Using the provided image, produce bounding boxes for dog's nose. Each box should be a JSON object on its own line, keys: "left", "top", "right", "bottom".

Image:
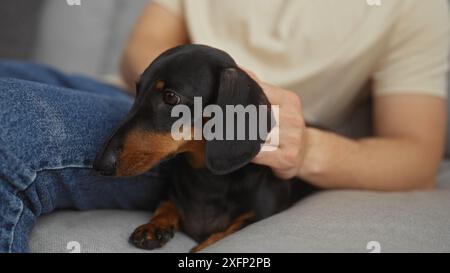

{"left": 93, "top": 148, "right": 118, "bottom": 176}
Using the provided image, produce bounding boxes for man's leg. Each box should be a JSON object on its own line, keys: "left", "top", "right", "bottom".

{"left": 0, "top": 62, "right": 168, "bottom": 252}
{"left": 0, "top": 60, "right": 130, "bottom": 99}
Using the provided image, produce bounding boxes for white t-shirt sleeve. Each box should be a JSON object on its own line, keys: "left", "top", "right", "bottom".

{"left": 152, "top": 0, "right": 182, "bottom": 15}
{"left": 373, "top": 0, "right": 450, "bottom": 98}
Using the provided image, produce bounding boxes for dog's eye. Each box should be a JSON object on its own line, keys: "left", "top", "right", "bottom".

{"left": 163, "top": 90, "right": 181, "bottom": 106}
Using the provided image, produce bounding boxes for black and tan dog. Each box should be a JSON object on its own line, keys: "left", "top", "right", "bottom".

{"left": 93, "top": 44, "right": 316, "bottom": 252}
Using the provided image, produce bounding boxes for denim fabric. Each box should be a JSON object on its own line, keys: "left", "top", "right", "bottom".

{"left": 0, "top": 61, "right": 168, "bottom": 252}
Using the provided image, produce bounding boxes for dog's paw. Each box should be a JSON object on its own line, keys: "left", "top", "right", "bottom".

{"left": 129, "top": 223, "right": 175, "bottom": 250}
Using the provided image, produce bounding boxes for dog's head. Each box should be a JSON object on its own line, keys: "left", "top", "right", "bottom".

{"left": 94, "top": 44, "right": 274, "bottom": 177}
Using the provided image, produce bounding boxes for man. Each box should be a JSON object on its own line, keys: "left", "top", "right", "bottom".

{"left": 0, "top": 0, "right": 448, "bottom": 252}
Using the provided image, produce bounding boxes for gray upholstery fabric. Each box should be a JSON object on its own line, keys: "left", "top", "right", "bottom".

{"left": 32, "top": 0, "right": 148, "bottom": 78}
{"left": 32, "top": 0, "right": 115, "bottom": 77}
{"left": 30, "top": 167, "right": 450, "bottom": 253}
{"left": 438, "top": 161, "right": 450, "bottom": 189}
{"left": 29, "top": 210, "right": 196, "bottom": 253}
{"left": 0, "top": 0, "right": 44, "bottom": 59}
{"left": 30, "top": 162, "right": 450, "bottom": 253}
{"left": 205, "top": 191, "right": 450, "bottom": 253}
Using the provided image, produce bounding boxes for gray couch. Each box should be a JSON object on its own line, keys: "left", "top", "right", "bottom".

{"left": 1, "top": 0, "right": 450, "bottom": 253}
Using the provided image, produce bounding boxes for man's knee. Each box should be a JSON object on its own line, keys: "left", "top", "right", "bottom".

{"left": 0, "top": 61, "right": 62, "bottom": 85}
{"left": 0, "top": 77, "right": 132, "bottom": 179}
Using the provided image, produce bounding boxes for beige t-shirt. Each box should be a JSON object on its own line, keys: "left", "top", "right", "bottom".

{"left": 153, "top": 0, "right": 450, "bottom": 127}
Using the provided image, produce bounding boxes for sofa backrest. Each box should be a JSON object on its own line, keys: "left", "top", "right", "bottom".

{"left": 32, "top": 0, "right": 148, "bottom": 79}
{"left": 0, "top": 0, "right": 44, "bottom": 60}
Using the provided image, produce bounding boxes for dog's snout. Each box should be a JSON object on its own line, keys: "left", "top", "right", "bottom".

{"left": 93, "top": 144, "right": 120, "bottom": 176}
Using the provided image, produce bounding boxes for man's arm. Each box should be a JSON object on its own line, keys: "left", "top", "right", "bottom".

{"left": 300, "top": 95, "right": 447, "bottom": 191}
{"left": 120, "top": 2, "right": 188, "bottom": 91}
{"left": 252, "top": 0, "right": 448, "bottom": 191}
{"left": 251, "top": 74, "right": 447, "bottom": 191}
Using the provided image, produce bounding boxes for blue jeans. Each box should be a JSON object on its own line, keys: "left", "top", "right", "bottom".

{"left": 0, "top": 61, "right": 168, "bottom": 253}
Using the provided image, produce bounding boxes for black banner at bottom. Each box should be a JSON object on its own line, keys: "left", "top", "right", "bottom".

{"left": 0, "top": 253, "right": 446, "bottom": 272}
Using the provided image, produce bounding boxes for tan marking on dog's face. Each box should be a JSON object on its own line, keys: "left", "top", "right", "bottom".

{"left": 116, "top": 131, "right": 184, "bottom": 177}
{"left": 116, "top": 129, "right": 205, "bottom": 177}
{"left": 155, "top": 80, "right": 165, "bottom": 91}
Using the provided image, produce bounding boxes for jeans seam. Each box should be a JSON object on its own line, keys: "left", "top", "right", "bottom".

{"left": 24, "top": 165, "right": 94, "bottom": 213}
{"left": 8, "top": 197, "right": 24, "bottom": 253}
{"left": 16, "top": 164, "right": 93, "bottom": 194}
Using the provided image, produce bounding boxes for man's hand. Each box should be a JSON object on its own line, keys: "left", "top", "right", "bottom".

{"left": 243, "top": 68, "right": 308, "bottom": 180}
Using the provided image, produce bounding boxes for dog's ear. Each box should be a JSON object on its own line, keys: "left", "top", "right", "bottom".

{"left": 204, "top": 68, "right": 274, "bottom": 175}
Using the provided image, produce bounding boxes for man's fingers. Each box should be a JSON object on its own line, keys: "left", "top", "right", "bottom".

{"left": 252, "top": 150, "right": 280, "bottom": 168}
{"left": 238, "top": 65, "right": 286, "bottom": 105}
{"left": 259, "top": 83, "right": 284, "bottom": 105}
{"left": 238, "top": 66, "right": 260, "bottom": 81}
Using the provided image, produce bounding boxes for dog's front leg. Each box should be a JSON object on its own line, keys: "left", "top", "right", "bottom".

{"left": 130, "top": 201, "right": 180, "bottom": 250}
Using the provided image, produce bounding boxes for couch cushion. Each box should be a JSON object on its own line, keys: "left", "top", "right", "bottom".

{"left": 205, "top": 190, "right": 450, "bottom": 253}
{"left": 32, "top": 0, "right": 148, "bottom": 79}
{"left": 30, "top": 188, "right": 450, "bottom": 253}
{"left": 29, "top": 210, "right": 196, "bottom": 253}
{"left": 438, "top": 160, "right": 450, "bottom": 189}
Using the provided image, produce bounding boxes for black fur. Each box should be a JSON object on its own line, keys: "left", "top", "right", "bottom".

{"left": 171, "top": 156, "right": 316, "bottom": 242}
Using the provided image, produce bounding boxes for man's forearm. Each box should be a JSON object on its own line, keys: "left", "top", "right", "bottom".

{"left": 120, "top": 3, "right": 189, "bottom": 91}
{"left": 298, "top": 128, "right": 440, "bottom": 191}
{"left": 120, "top": 43, "right": 166, "bottom": 90}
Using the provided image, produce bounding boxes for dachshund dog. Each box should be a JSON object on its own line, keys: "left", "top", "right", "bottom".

{"left": 93, "top": 44, "right": 316, "bottom": 252}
